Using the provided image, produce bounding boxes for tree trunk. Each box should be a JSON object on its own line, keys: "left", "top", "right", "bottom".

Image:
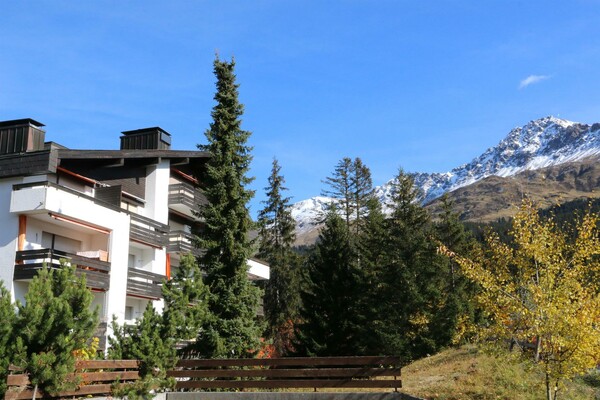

{"left": 32, "top": 383, "right": 38, "bottom": 400}
{"left": 545, "top": 373, "right": 553, "bottom": 400}
{"left": 534, "top": 336, "right": 542, "bottom": 362}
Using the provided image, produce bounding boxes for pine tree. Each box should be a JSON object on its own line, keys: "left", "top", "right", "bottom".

{"left": 195, "top": 56, "right": 262, "bottom": 358}
{"left": 350, "top": 157, "right": 374, "bottom": 238}
{"left": 0, "top": 282, "right": 15, "bottom": 397}
{"left": 109, "top": 304, "right": 177, "bottom": 399}
{"left": 295, "top": 209, "right": 366, "bottom": 356}
{"left": 12, "top": 265, "right": 98, "bottom": 397}
{"left": 322, "top": 157, "right": 374, "bottom": 238}
{"left": 257, "top": 158, "right": 300, "bottom": 356}
{"left": 161, "top": 253, "right": 210, "bottom": 350}
{"left": 432, "top": 194, "right": 477, "bottom": 346}
{"left": 355, "top": 196, "right": 388, "bottom": 354}
{"left": 374, "top": 169, "right": 448, "bottom": 360}
{"left": 322, "top": 158, "right": 353, "bottom": 228}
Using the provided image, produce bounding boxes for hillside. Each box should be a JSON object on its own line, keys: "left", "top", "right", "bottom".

{"left": 402, "top": 346, "right": 600, "bottom": 400}
{"left": 425, "top": 157, "right": 600, "bottom": 222}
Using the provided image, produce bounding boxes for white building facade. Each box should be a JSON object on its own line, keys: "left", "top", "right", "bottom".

{"left": 0, "top": 119, "right": 268, "bottom": 349}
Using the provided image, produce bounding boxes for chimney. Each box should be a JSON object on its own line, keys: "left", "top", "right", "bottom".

{"left": 0, "top": 118, "right": 46, "bottom": 155}
{"left": 120, "top": 127, "right": 171, "bottom": 150}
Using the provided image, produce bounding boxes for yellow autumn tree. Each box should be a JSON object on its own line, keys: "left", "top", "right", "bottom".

{"left": 445, "top": 200, "right": 600, "bottom": 400}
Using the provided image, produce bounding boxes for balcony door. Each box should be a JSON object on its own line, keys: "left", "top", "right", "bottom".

{"left": 41, "top": 231, "right": 82, "bottom": 254}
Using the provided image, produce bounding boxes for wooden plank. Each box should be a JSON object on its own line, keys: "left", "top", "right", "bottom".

{"left": 175, "top": 379, "right": 402, "bottom": 390}
{"left": 176, "top": 356, "right": 402, "bottom": 368}
{"left": 5, "top": 371, "right": 139, "bottom": 388}
{"left": 50, "top": 383, "right": 114, "bottom": 397}
{"left": 76, "top": 359, "right": 139, "bottom": 369}
{"left": 6, "top": 375, "right": 29, "bottom": 386}
{"left": 78, "top": 370, "right": 140, "bottom": 382}
{"left": 4, "top": 388, "right": 38, "bottom": 400}
{"left": 167, "top": 367, "right": 402, "bottom": 379}
{"left": 5, "top": 383, "right": 116, "bottom": 400}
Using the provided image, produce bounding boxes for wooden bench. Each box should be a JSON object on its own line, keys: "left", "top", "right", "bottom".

{"left": 169, "top": 356, "right": 402, "bottom": 391}
{"left": 4, "top": 356, "right": 402, "bottom": 399}
{"left": 4, "top": 360, "right": 140, "bottom": 400}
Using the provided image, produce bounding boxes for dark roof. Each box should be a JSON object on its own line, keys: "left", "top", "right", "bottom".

{"left": 0, "top": 118, "right": 45, "bottom": 128}
{"left": 57, "top": 149, "right": 209, "bottom": 160}
{"left": 121, "top": 127, "right": 171, "bottom": 137}
{"left": 56, "top": 149, "right": 209, "bottom": 180}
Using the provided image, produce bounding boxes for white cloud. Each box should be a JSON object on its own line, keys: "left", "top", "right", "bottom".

{"left": 519, "top": 74, "right": 551, "bottom": 89}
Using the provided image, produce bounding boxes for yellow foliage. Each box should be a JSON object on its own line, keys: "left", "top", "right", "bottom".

{"left": 445, "top": 200, "right": 600, "bottom": 400}
{"left": 73, "top": 337, "right": 100, "bottom": 361}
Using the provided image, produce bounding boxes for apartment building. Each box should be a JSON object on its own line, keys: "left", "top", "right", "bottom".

{"left": 0, "top": 118, "right": 269, "bottom": 348}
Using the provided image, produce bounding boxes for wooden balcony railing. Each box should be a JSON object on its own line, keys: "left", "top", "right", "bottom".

{"left": 129, "top": 213, "right": 169, "bottom": 248}
{"left": 168, "top": 182, "right": 207, "bottom": 212}
{"left": 167, "top": 230, "right": 203, "bottom": 257}
{"left": 126, "top": 268, "right": 165, "bottom": 299}
{"left": 14, "top": 249, "right": 110, "bottom": 291}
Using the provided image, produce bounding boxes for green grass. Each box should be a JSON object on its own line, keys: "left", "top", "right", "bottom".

{"left": 401, "top": 345, "right": 600, "bottom": 400}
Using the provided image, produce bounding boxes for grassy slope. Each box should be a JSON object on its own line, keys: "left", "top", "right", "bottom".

{"left": 402, "top": 346, "right": 600, "bottom": 400}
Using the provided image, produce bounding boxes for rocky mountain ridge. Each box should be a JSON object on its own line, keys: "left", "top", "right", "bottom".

{"left": 291, "top": 116, "right": 600, "bottom": 243}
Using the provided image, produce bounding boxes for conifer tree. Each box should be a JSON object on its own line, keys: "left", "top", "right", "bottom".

{"left": 355, "top": 196, "right": 389, "bottom": 354}
{"left": 0, "top": 282, "right": 15, "bottom": 397}
{"left": 161, "top": 253, "right": 210, "bottom": 348}
{"left": 322, "top": 157, "right": 374, "bottom": 237}
{"left": 195, "top": 56, "right": 262, "bottom": 358}
{"left": 109, "top": 304, "right": 177, "bottom": 399}
{"left": 350, "top": 157, "right": 375, "bottom": 237}
{"left": 295, "top": 209, "right": 366, "bottom": 356}
{"left": 374, "top": 169, "right": 448, "bottom": 360}
{"left": 433, "top": 194, "right": 477, "bottom": 345}
{"left": 257, "top": 158, "right": 300, "bottom": 356}
{"left": 12, "top": 265, "right": 98, "bottom": 397}
{"left": 322, "top": 158, "right": 353, "bottom": 228}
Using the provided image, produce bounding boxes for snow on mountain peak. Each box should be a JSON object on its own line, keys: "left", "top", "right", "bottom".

{"left": 291, "top": 116, "right": 600, "bottom": 233}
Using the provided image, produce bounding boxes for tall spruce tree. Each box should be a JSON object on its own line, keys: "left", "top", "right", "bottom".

{"left": 374, "top": 169, "right": 449, "bottom": 360}
{"left": 195, "top": 56, "right": 262, "bottom": 358}
{"left": 432, "top": 194, "right": 477, "bottom": 345}
{"left": 295, "top": 209, "right": 366, "bottom": 356}
{"left": 350, "top": 157, "right": 374, "bottom": 237}
{"left": 257, "top": 158, "right": 300, "bottom": 356}
{"left": 12, "top": 265, "right": 98, "bottom": 397}
{"left": 322, "top": 158, "right": 353, "bottom": 228}
{"left": 322, "top": 157, "right": 374, "bottom": 237}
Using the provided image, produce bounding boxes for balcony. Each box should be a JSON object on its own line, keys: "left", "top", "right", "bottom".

{"left": 167, "top": 230, "right": 203, "bottom": 257}
{"left": 12, "top": 181, "right": 169, "bottom": 249}
{"left": 129, "top": 213, "right": 169, "bottom": 248}
{"left": 14, "top": 249, "right": 111, "bottom": 291}
{"left": 126, "top": 268, "right": 165, "bottom": 300}
{"left": 168, "top": 182, "right": 207, "bottom": 218}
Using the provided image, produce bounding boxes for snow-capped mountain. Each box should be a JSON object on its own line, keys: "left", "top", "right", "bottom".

{"left": 291, "top": 116, "right": 600, "bottom": 236}
{"left": 290, "top": 196, "right": 334, "bottom": 235}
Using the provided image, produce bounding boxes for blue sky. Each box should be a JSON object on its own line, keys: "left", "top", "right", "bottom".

{"left": 1, "top": 1, "right": 599, "bottom": 216}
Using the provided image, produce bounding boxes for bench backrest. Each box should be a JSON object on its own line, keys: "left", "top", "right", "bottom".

{"left": 170, "top": 356, "right": 402, "bottom": 391}
{"left": 4, "top": 356, "right": 402, "bottom": 399}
